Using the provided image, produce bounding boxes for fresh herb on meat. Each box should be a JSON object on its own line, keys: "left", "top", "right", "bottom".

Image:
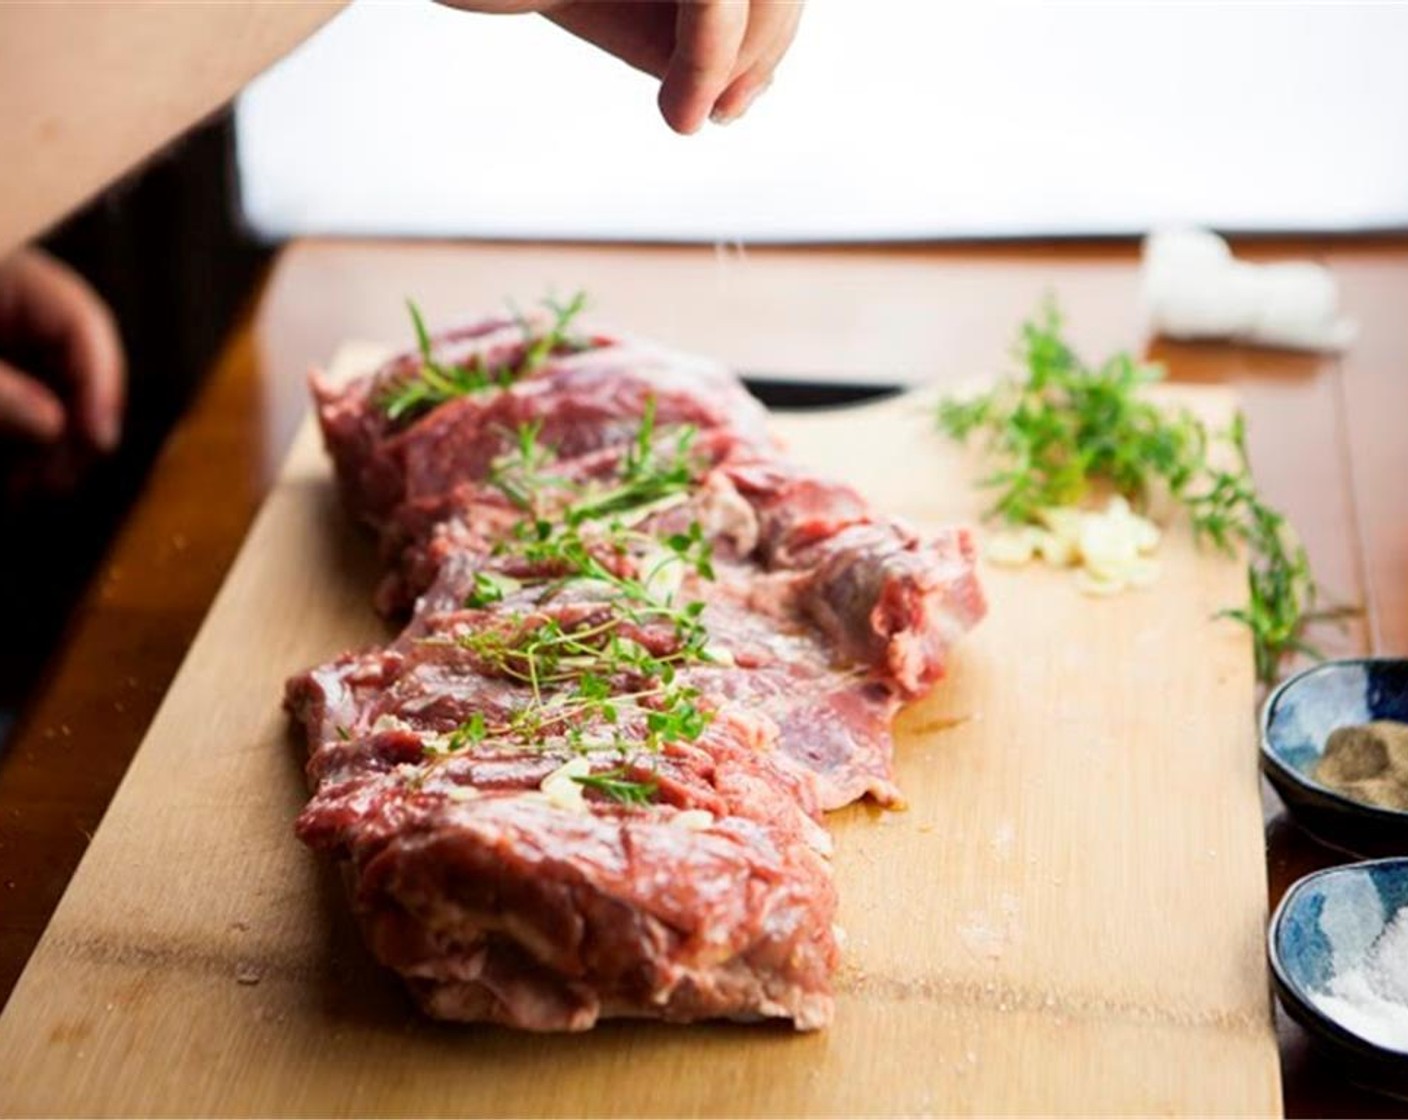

{"left": 516, "top": 290, "right": 590, "bottom": 375}
{"left": 568, "top": 402, "right": 701, "bottom": 526}
{"left": 379, "top": 301, "right": 513, "bottom": 423}
{"left": 379, "top": 293, "right": 590, "bottom": 425}
{"left": 663, "top": 521, "right": 717, "bottom": 581}
{"left": 430, "top": 403, "right": 720, "bottom": 787}
{"left": 488, "top": 398, "right": 703, "bottom": 528}
{"left": 436, "top": 613, "right": 711, "bottom": 797}
{"left": 464, "top": 571, "right": 520, "bottom": 609}
{"left": 455, "top": 613, "right": 711, "bottom": 737}
{"left": 569, "top": 766, "right": 659, "bottom": 807}
{"left": 483, "top": 404, "right": 714, "bottom": 603}
{"left": 429, "top": 711, "right": 486, "bottom": 756}
{"left": 938, "top": 301, "right": 1345, "bottom": 684}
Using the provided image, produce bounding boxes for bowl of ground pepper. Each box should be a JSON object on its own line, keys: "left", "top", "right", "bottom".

{"left": 1261, "top": 658, "right": 1408, "bottom": 857}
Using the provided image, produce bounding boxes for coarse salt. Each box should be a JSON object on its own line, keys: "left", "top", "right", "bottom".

{"left": 1309, "top": 903, "right": 1408, "bottom": 1051}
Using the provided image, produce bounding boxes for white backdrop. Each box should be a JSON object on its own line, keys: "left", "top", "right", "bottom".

{"left": 236, "top": 1, "right": 1408, "bottom": 242}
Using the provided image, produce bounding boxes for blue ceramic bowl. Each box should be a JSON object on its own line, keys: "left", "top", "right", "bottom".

{"left": 1260, "top": 658, "right": 1408, "bottom": 856}
{"left": 1270, "top": 858, "right": 1408, "bottom": 1096}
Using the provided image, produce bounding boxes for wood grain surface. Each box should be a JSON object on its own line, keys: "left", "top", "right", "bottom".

{"left": 1, "top": 236, "right": 1404, "bottom": 1114}
{"left": 0, "top": 341, "right": 1278, "bottom": 1115}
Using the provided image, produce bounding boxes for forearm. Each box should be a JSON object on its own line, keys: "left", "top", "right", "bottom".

{"left": 0, "top": 1, "right": 346, "bottom": 256}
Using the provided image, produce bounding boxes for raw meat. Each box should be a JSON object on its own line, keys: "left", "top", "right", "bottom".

{"left": 286, "top": 313, "right": 985, "bottom": 1031}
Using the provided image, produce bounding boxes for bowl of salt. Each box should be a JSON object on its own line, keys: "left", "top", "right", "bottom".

{"left": 1270, "top": 857, "right": 1408, "bottom": 1096}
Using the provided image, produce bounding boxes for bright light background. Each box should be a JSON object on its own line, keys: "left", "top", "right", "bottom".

{"left": 236, "top": 1, "right": 1408, "bottom": 242}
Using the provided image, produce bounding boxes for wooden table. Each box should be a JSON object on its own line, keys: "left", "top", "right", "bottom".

{"left": 1, "top": 236, "right": 1403, "bottom": 1115}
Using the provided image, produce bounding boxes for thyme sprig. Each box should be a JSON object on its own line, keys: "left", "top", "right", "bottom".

{"left": 378, "top": 293, "right": 589, "bottom": 425}
{"left": 426, "top": 400, "right": 718, "bottom": 805}
{"left": 487, "top": 397, "right": 702, "bottom": 528}
{"left": 439, "top": 611, "right": 712, "bottom": 806}
{"left": 1189, "top": 414, "right": 1349, "bottom": 684}
{"left": 938, "top": 301, "right": 1346, "bottom": 685}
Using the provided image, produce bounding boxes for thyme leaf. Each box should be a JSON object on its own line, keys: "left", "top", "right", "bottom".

{"left": 570, "top": 767, "right": 658, "bottom": 807}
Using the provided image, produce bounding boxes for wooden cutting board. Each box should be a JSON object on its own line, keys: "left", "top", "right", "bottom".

{"left": 0, "top": 351, "right": 1280, "bottom": 1117}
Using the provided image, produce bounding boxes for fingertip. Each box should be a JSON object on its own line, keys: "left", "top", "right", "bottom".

{"left": 32, "top": 398, "right": 65, "bottom": 444}
{"left": 89, "top": 402, "right": 122, "bottom": 453}
{"left": 0, "top": 362, "right": 66, "bottom": 445}
{"left": 658, "top": 81, "right": 706, "bottom": 135}
{"left": 71, "top": 311, "right": 126, "bottom": 451}
{"left": 17, "top": 393, "right": 64, "bottom": 444}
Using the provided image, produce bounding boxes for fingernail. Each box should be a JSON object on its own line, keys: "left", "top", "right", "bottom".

{"left": 711, "top": 78, "right": 772, "bottom": 126}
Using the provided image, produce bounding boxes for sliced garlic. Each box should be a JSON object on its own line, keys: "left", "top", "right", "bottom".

{"left": 371, "top": 713, "right": 413, "bottom": 734}
{"left": 539, "top": 756, "right": 592, "bottom": 813}
{"left": 993, "top": 498, "right": 1166, "bottom": 592}
{"left": 984, "top": 529, "right": 1038, "bottom": 567}
{"left": 703, "top": 645, "right": 737, "bottom": 667}
{"left": 672, "top": 809, "right": 715, "bottom": 831}
{"left": 1033, "top": 530, "right": 1078, "bottom": 567}
{"left": 1079, "top": 516, "right": 1141, "bottom": 581}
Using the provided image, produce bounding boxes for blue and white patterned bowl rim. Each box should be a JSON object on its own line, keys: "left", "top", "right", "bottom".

{"left": 1261, "top": 658, "right": 1408, "bottom": 816}
{"left": 1272, "top": 858, "right": 1408, "bottom": 1057}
